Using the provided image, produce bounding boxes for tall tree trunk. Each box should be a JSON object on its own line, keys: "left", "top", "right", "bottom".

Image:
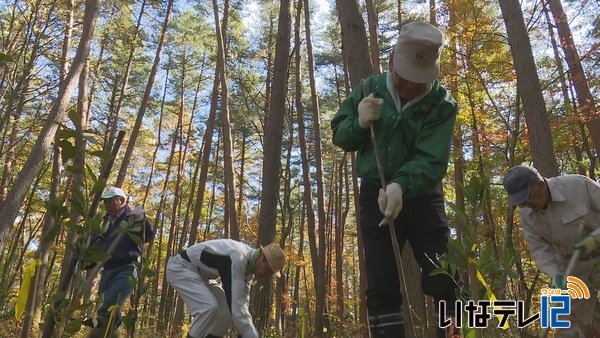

{"left": 253, "top": 0, "right": 292, "bottom": 333}
{"left": 188, "top": 66, "right": 219, "bottom": 245}
{"left": 42, "top": 16, "right": 100, "bottom": 332}
{"left": 237, "top": 128, "right": 247, "bottom": 232}
{"left": 542, "top": 1, "right": 597, "bottom": 179}
{"left": 304, "top": 0, "right": 329, "bottom": 333}
{"left": 65, "top": 52, "right": 90, "bottom": 334}
{"left": 21, "top": 144, "right": 63, "bottom": 337}
{"left": 447, "top": 1, "right": 475, "bottom": 336}
{"left": 334, "top": 0, "right": 374, "bottom": 330}
{"left": 294, "top": 1, "right": 326, "bottom": 334}
{"left": 277, "top": 126, "right": 295, "bottom": 334}
{"left": 0, "top": 1, "right": 50, "bottom": 210}
{"left": 547, "top": 0, "right": 600, "bottom": 163}
{"left": 175, "top": 71, "right": 204, "bottom": 249}
{"left": 498, "top": 0, "right": 559, "bottom": 176}
{"left": 168, "top": 53, "right": 188, "bottom": 338}
{"left": 335, "top": 0, "right": 373, "bottom": 86}
{"left": 103, "top": 0, "right": 147, "bottom": 177}
{"left": 541, "top": 2, "right": 593, "bottom": 177}
{"left": 213, "top": 0, "right": 239, "bottom": 240}
{"left": 156, "top": 109, "right": 183, "bottom": 333}
{"left": 145, "top": 68, "right": 169, "bottom": 322}
{"left": 350, "top": 153, "right": 368, "bottom": 335}
{"left": 20, "top": 18, "right": 74, "bottom": 326}
{"left": 291, "top": 210, "right": 305, "bottom": 334}
{"left": 335, "top": 21, "right": 368, "bottom": 335}
{"left": 115, "top": 0, "right": 174, "bottom": 186}
{"left": 334, "top": 159, "right": 346, "bottom": 335}
{"left": 365, "top": 0, "right": 381, "bottom": 73}
{"left": 0, "top": 0, "right": 102, "bottom": 247}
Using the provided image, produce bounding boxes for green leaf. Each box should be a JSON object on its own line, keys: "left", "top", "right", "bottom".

{"left": 86, "top": 164, "right": 100, "bottom": 183}
{"left": 127, "top": 233, "right": 143, "bottom": 245}
{"left": 91, "top": 179, "right": 107, "bottom": 195}
{"left": 429, "top": 268, "right": 446, "bottom": 277}
{"left": 56, "top": 128, "right": 77, "bottom": 140}
{"left": 45, "top": 197, "right": 69, "bottom": 218}
{"left": 58, "top": 139, "right": 77, "bottom": 162}
{"left": 0, "top": 52, "right": 15, "bottom": 63}
{"left": 70, "top": 198, "right": 85, "bottom": 218}
{"left": 42, "top": 222, "right": 62, "bottom": 245}
{"left": 65, "top": 318, "right": 83, "bottom": 334}
{"left": 90, "top": 149, "right": 113, "bottom": 162}
{"left": 85, "top": 249, "right": 111, "bottom": 263}
{"left": 67, "top": 108, "right": 81, "bottom": 125}
{"left": 85, "top": 215, "right": 104, "bottom": 231}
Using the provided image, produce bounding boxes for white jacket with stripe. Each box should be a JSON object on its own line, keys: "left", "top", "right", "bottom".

{"left": 185, "top": 239, "right": 259, "bottom": 338}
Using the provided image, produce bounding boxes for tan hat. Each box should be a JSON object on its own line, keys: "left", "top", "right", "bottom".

{"left": 101, "top": 187, "right": 127, "bottom": 200}
{"left": 260, "top": 243, "right": 285, "bottom": 277}
{"left": 393, "top": 21, "right": 444, "bottom": 84}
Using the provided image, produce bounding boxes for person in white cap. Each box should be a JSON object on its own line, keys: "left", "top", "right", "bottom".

{"left": 503, "top": 165, "right": 600, "bottom": 337}
{"left": 84, "top": 186, "right": 155, "bottom": 338}
{"left": 166, "top": 239, "right": 285, "bottom": 338}
{"left": 331, "top": 21, "right": 461, "bottom": 338}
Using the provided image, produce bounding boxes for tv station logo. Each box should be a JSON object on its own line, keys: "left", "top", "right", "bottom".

{"left": 438, "top": 276, "right": 590, "bottom": 329}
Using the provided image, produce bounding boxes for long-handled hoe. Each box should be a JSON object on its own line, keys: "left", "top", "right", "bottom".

{"left": 362, "top": 80, "right": 416, "bottom": 337}
{"left": 538, "top": 221, "right": 585, "bottom": 338}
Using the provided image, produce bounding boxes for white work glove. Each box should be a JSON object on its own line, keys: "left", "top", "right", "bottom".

{"left": 130, "top": 208, "right": 145, "bottom": 223}
{"left": 377, "top": 182, "right": 403, "bottom": 226}
{"left": 358, "top": 93, "right": 384, "bottom": 128}
{"left": 573, "top": 235, "right": 600, "bottom": 257}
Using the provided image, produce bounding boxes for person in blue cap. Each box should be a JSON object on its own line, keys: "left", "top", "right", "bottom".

{"left": 503, "top": 165, "right": 600, "bottom": 337}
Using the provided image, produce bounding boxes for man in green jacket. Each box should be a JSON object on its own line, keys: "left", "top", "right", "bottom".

{"left": 331, "top": 21, "right": 461, "bottom": 338}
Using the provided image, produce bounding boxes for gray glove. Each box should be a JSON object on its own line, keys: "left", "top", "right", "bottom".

{"left": 130, "top": 208, "right": 145, "bottom": 223}
{"left": 573, "top": 235, "right": 600, "bottom": 257}
{"left": 358, "top": 93, "right": 384, "bottom": 128}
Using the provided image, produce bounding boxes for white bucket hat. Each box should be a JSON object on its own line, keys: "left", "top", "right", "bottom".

{"left": 393, "top": 21, "right": 444, "bottom": 84}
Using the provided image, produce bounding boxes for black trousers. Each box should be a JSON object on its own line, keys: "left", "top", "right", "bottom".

{"left": 359, "top": 180, "right": 460, "bottom": 314}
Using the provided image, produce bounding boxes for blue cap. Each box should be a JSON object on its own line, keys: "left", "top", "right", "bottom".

{"left": 503, "top": 166, "right": 539, "bottom": 207}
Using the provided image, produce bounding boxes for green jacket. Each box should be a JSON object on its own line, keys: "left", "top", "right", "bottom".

{"left": 331, "top": 73, "right": 457, "bottom": 200}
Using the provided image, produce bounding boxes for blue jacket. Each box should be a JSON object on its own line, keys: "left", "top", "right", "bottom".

{"left": 92, "top": 205, "right": 155, "bottom": 269}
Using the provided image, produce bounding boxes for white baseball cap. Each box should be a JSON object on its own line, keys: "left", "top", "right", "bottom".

{"left": 100, "top": 187, "right": 127, "bottom": 200}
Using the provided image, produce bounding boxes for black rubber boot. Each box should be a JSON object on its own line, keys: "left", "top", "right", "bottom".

{"left": 436, "top": 327, "right": 448, "bottom": 338}
{"left": 88, "top": 326, "right": 117, "bottom": 338}
{"left": 87, "top": 316, "right": 118, "bottom": 338}
{"left": 435, "top": 305, "right": 457, "bottom": 338}
{"left": 369, "top": 308, "right": 405, "bottom": 338}
{"left": 204, "top": 335, "right": 222, "bottom": 338}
